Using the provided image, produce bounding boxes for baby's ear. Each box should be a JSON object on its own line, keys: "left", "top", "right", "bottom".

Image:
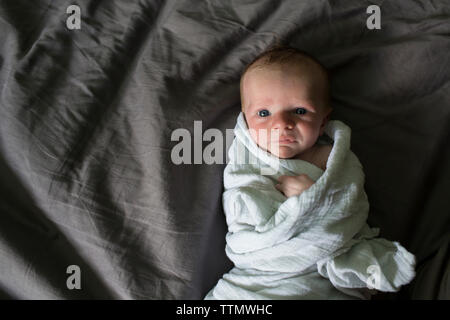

{"left": 320, "top": 108, "right": 332, "bottom": 135}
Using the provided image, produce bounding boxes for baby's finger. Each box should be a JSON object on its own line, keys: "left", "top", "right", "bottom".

{"left": 278, "top": 175, "right": 295, "bottom": 183}
{"left": 275, "top": 183, "right": 287, "bottom": 195}
{"left": 298, "top": 173, "right": 311, "bottom": 180}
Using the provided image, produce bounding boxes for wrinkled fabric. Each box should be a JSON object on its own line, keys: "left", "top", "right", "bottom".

{"left": 205, "top": 113, "right": 415, "bottom": 299}
{"left": 0, "top": 0, "right": 449, "bottom": 299}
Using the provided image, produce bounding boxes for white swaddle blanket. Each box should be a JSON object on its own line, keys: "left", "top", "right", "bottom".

{"left": 205, "top": 112, "right": 416, "bottom": 300}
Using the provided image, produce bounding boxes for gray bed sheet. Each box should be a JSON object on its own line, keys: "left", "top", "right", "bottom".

{"left": 0, "top": 0, "right": 449, "bottom": 299}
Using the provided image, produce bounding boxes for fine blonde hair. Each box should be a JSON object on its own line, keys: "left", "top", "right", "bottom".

{"left": 240, "top": 45, "right": 331, "bottom": 113}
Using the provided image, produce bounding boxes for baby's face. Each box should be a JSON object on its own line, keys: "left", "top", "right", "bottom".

{"left": 241, "top": 64, "right": 331, "bottom": 159}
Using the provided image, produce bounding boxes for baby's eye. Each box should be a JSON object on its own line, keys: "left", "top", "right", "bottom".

{"left": 258, "top": 109, "right": 270, "bottom": 117}
{"left": 295, "top": 107, "right": 307, "bottom": 115}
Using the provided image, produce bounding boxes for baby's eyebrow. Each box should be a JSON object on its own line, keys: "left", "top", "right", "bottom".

{"left": 293, "top": 101, "right": 318, "bottom": 110}
{"left": 288, "top": 104, "right": 314, "bottom": 111}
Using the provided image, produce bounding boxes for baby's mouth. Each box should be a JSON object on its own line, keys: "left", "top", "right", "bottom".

{"left": 277, "top": 136, "right": 296, "bottom": 144}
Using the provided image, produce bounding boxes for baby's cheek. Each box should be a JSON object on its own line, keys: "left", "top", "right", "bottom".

{"left": 271, "top": 145, "right": 297, "bottom": 159}
{"left": 249, "top": 129, "right": 258, "bottom": 143}
{"left": 250, "top": 128, "right": 270, "bottom": 150}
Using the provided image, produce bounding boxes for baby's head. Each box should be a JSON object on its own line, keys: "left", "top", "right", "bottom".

{"left": 240, "top": 46, "right": 332, "bottom": 159}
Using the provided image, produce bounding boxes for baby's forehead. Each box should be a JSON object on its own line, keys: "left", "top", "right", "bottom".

{"left": 241, "top": 60, "right": 329, "bottom": 109}
{"left": 244, "top": 58, "right": 323, "bottom": 82}
{"left": 243, "top": 62, "right": 325, "bottom": 93}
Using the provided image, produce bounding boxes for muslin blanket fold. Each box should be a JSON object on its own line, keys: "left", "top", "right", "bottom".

{"left": 205, "top": 112, "right": 415, "bottom": 300}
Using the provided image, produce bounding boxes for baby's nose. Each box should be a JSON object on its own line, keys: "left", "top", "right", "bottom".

{"left": 273, "top": 113, "right": 294, "bottom": 130}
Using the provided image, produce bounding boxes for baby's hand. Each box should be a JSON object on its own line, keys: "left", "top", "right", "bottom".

{"left": 275, "top": 174, "right": 314, "bottom": 198}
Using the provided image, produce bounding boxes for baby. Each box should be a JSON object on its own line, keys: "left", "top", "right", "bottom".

{"left": 240, "top": 46, "right": 333, "bottom": 197}
{"left": 205, "top": 46, "right": 415, "bottom": 300}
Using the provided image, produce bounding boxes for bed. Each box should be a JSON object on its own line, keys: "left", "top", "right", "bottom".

{"left": 0, "top": 0, "right": 449, "bottom": 299}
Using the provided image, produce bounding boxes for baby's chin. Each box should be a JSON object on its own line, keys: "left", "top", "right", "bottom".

{"left": 268, "top": 145, "right": 299, "bottom": 159}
